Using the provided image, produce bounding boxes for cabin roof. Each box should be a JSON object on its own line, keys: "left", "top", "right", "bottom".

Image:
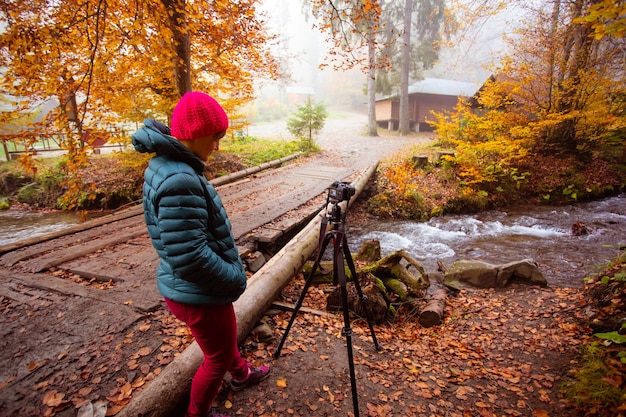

{"left": 378, "top": 77, "right": 481, "bottom": 101}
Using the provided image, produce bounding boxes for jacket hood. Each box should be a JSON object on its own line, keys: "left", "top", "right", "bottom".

{"left": 132, "top": 119, "right": 206, "bottom": 174}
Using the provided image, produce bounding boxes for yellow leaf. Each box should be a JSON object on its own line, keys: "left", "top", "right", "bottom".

{"left": 507, "top": 375, "right": 521, "bottom": 383}
{"left": 276, "top": 378, "right": 287, "bottom": 388}
{"left": 119, "top": 382, "right": 132, "bottom": 399}
{"left": 224, "top": 400, "right": 232, "bottom": 409}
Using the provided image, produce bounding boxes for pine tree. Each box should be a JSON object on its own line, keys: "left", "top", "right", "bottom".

{"left": 286, "top": 99, "right": 328, "bottom": 151}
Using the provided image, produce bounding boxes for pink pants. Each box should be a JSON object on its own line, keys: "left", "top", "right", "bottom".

{"left": 165, "top": 298, "right": 249, "bottom": 417}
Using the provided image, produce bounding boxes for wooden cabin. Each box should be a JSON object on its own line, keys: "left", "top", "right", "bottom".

{"left": 375, "top": 78, "right": 480, "bottom": 132}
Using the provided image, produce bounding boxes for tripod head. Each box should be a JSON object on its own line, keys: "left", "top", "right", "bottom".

{"left": 325, "top": 181, "right": 355, "bottom": 226}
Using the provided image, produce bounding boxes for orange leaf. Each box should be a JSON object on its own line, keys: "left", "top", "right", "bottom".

{"left": 137, "top": 347, "right": 152, "bottom": 356}
{"left": 42, "top": 390, "right": 65, "bottom": 407}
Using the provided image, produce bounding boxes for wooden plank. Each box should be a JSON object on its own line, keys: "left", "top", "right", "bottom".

{"left": 21, "top": 225, "right": 148, "bottom": 272}
{"left": 253, "top": 228, "right": 283, "bottom": 243}
{"left": 0, "top": 205, "right": 144, "bottom": 256}
{"left": 230, "top": 167, "right": 346, "bottom": 240}
{"left": 0, "top": 215, "right": 145, "bottom": 265}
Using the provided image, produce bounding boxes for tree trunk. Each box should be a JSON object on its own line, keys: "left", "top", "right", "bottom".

{"left": 162, "top": 0, "right": 192, "bottom": 96}
{"left": 367, "top": 32, "right": 378, "bottom": 137}
{"left": 419, "top": 289, "right": 447, "bottom": 327}
{"left": 355, "top": 239, "right": 381, "bottom": 263}
{"left": 398, "top": 0, "right": 412, "bottom": 135}
{"left": 365, "top": 249, "right": 430, "bottom": 292}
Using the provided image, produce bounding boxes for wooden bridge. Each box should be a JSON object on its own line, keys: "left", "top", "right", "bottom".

{"left": 0, "top": 152, "right": 371, "bottom": 417}
{"left": 0, "top": 155, "right": 351, "bottom": 310}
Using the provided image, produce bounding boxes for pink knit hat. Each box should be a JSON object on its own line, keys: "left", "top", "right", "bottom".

{"left": 170, "top": 91, "right": 229, "bottom": 140}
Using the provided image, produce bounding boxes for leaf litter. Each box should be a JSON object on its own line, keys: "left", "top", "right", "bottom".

{"left": 224, "top": 278, "right": 589, "bottom": 417}
{"left": 0, "top": 257, "right": 592, "bottom": 417}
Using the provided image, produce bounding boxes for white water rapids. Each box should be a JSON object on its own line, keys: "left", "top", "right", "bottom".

{"left": 1, "top": 195, "right": 624, "bottom": 288}
{"left": 347, "top": 194, "right": 626, "bottom": 288}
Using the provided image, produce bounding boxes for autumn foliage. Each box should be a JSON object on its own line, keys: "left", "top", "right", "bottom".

{"left": 428, "top": 0, "right": 625, "bottom": 205}
{"left": 0, "top": 0, "right": 280, "bottom": 208}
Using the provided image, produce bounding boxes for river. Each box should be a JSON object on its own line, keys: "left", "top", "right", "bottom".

{"left": 0, "top": 209, "right": 83, "bottom": 246}
{"left": 2, "top": 194, "right": 624, "bottom": 288}
{"left": 346, "top": 194, "right": 626, "bottom": 288}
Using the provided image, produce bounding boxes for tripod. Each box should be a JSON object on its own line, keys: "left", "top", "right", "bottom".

{"left": 274, "top": 187, "right": 382, "bottom": 417}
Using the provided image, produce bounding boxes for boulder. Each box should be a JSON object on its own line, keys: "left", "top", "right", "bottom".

{"left": 443, "top": 259, "right": 547, "bottom": 290}
{"left": 355, "top": 239, "right": 381, "bottom": 262}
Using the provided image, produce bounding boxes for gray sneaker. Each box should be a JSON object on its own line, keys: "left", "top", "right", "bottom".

{"left": 207, "top": 407, "right": 229, "bottom": 417}
{"left": 230, "top": 365, "right": 270, "bottom": 391}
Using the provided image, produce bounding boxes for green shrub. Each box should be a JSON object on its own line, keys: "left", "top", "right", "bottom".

{"left": 562, "top": 343, "right": 626, "bottom": 414}
{"left": 221, "top": 136, "right": 304, "bottom": 165}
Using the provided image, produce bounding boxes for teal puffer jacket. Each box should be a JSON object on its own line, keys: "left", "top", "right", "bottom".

{"left": 132, "top": 119, "right": 246, "bottom": 305}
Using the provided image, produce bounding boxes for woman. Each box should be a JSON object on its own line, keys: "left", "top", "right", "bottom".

{"left": 132, "top": 91, "right": 269, "bottom": 417}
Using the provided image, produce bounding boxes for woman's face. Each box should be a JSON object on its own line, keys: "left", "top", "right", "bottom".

{"left": 187, "top": 131, "right": 226, "bottom": 161}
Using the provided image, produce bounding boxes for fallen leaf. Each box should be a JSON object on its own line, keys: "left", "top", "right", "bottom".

{"left": 42, "top": 390, "right": 65, "bottom": 407}
{"left": 28, "top": 360, "right": 46, "bottom": 371}
{"left": 276, "top": 378, "right": 287, "bottom": 388}
{"left": 137, "top": 347, "right": 152, "bottom": 356}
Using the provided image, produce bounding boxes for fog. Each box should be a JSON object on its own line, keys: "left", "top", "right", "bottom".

{"left": 252, "top": 0, "right": 517, "bottom": 121}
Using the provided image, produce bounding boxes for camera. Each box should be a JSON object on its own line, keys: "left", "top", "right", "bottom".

{"left": 328, "top": 181, "right": 355, "bottom": 203}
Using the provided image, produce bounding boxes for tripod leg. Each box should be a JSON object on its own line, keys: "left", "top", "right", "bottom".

{"left": 342, "top": 235, "right": 383, "bottom": 352}
{"left": 335, "top": 239, "right": 361, "bottom": 417}
{"left": 274, "top": 233, "right": 332, "bottom": 359}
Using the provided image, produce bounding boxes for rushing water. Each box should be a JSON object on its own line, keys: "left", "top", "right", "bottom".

{"left": 1, "top": 195, "right": 624, "bottom": 287}
{"left": 0, "top": 209, "right": 82, "bottom": 246}
{"left": 346, "top": 194, "right": 626, "bottom": 288}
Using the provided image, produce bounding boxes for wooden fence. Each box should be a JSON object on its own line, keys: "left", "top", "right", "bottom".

{"left": 1, "top": 129, "right": 129, "bottom": 161}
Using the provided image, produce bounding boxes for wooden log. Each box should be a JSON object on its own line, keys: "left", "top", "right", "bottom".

{"left": 116, "top": 163, "right": 378, "bottom": 417}
{"left": 365, "top": 249, "right": 430, "bottom": 291}
{"left": 419, "top": 289, "right": 447, "bottom": 328}
{"left": 211, "top": 153, "right": 300, "bottom": 186}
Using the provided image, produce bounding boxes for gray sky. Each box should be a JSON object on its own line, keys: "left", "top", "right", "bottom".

{"left": 258, "top": 0, "right": 512, "bottom": 90}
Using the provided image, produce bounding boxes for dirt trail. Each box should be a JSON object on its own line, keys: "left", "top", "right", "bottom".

{"left": 249, "top": 112, "right": 423, "bottom": 172}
